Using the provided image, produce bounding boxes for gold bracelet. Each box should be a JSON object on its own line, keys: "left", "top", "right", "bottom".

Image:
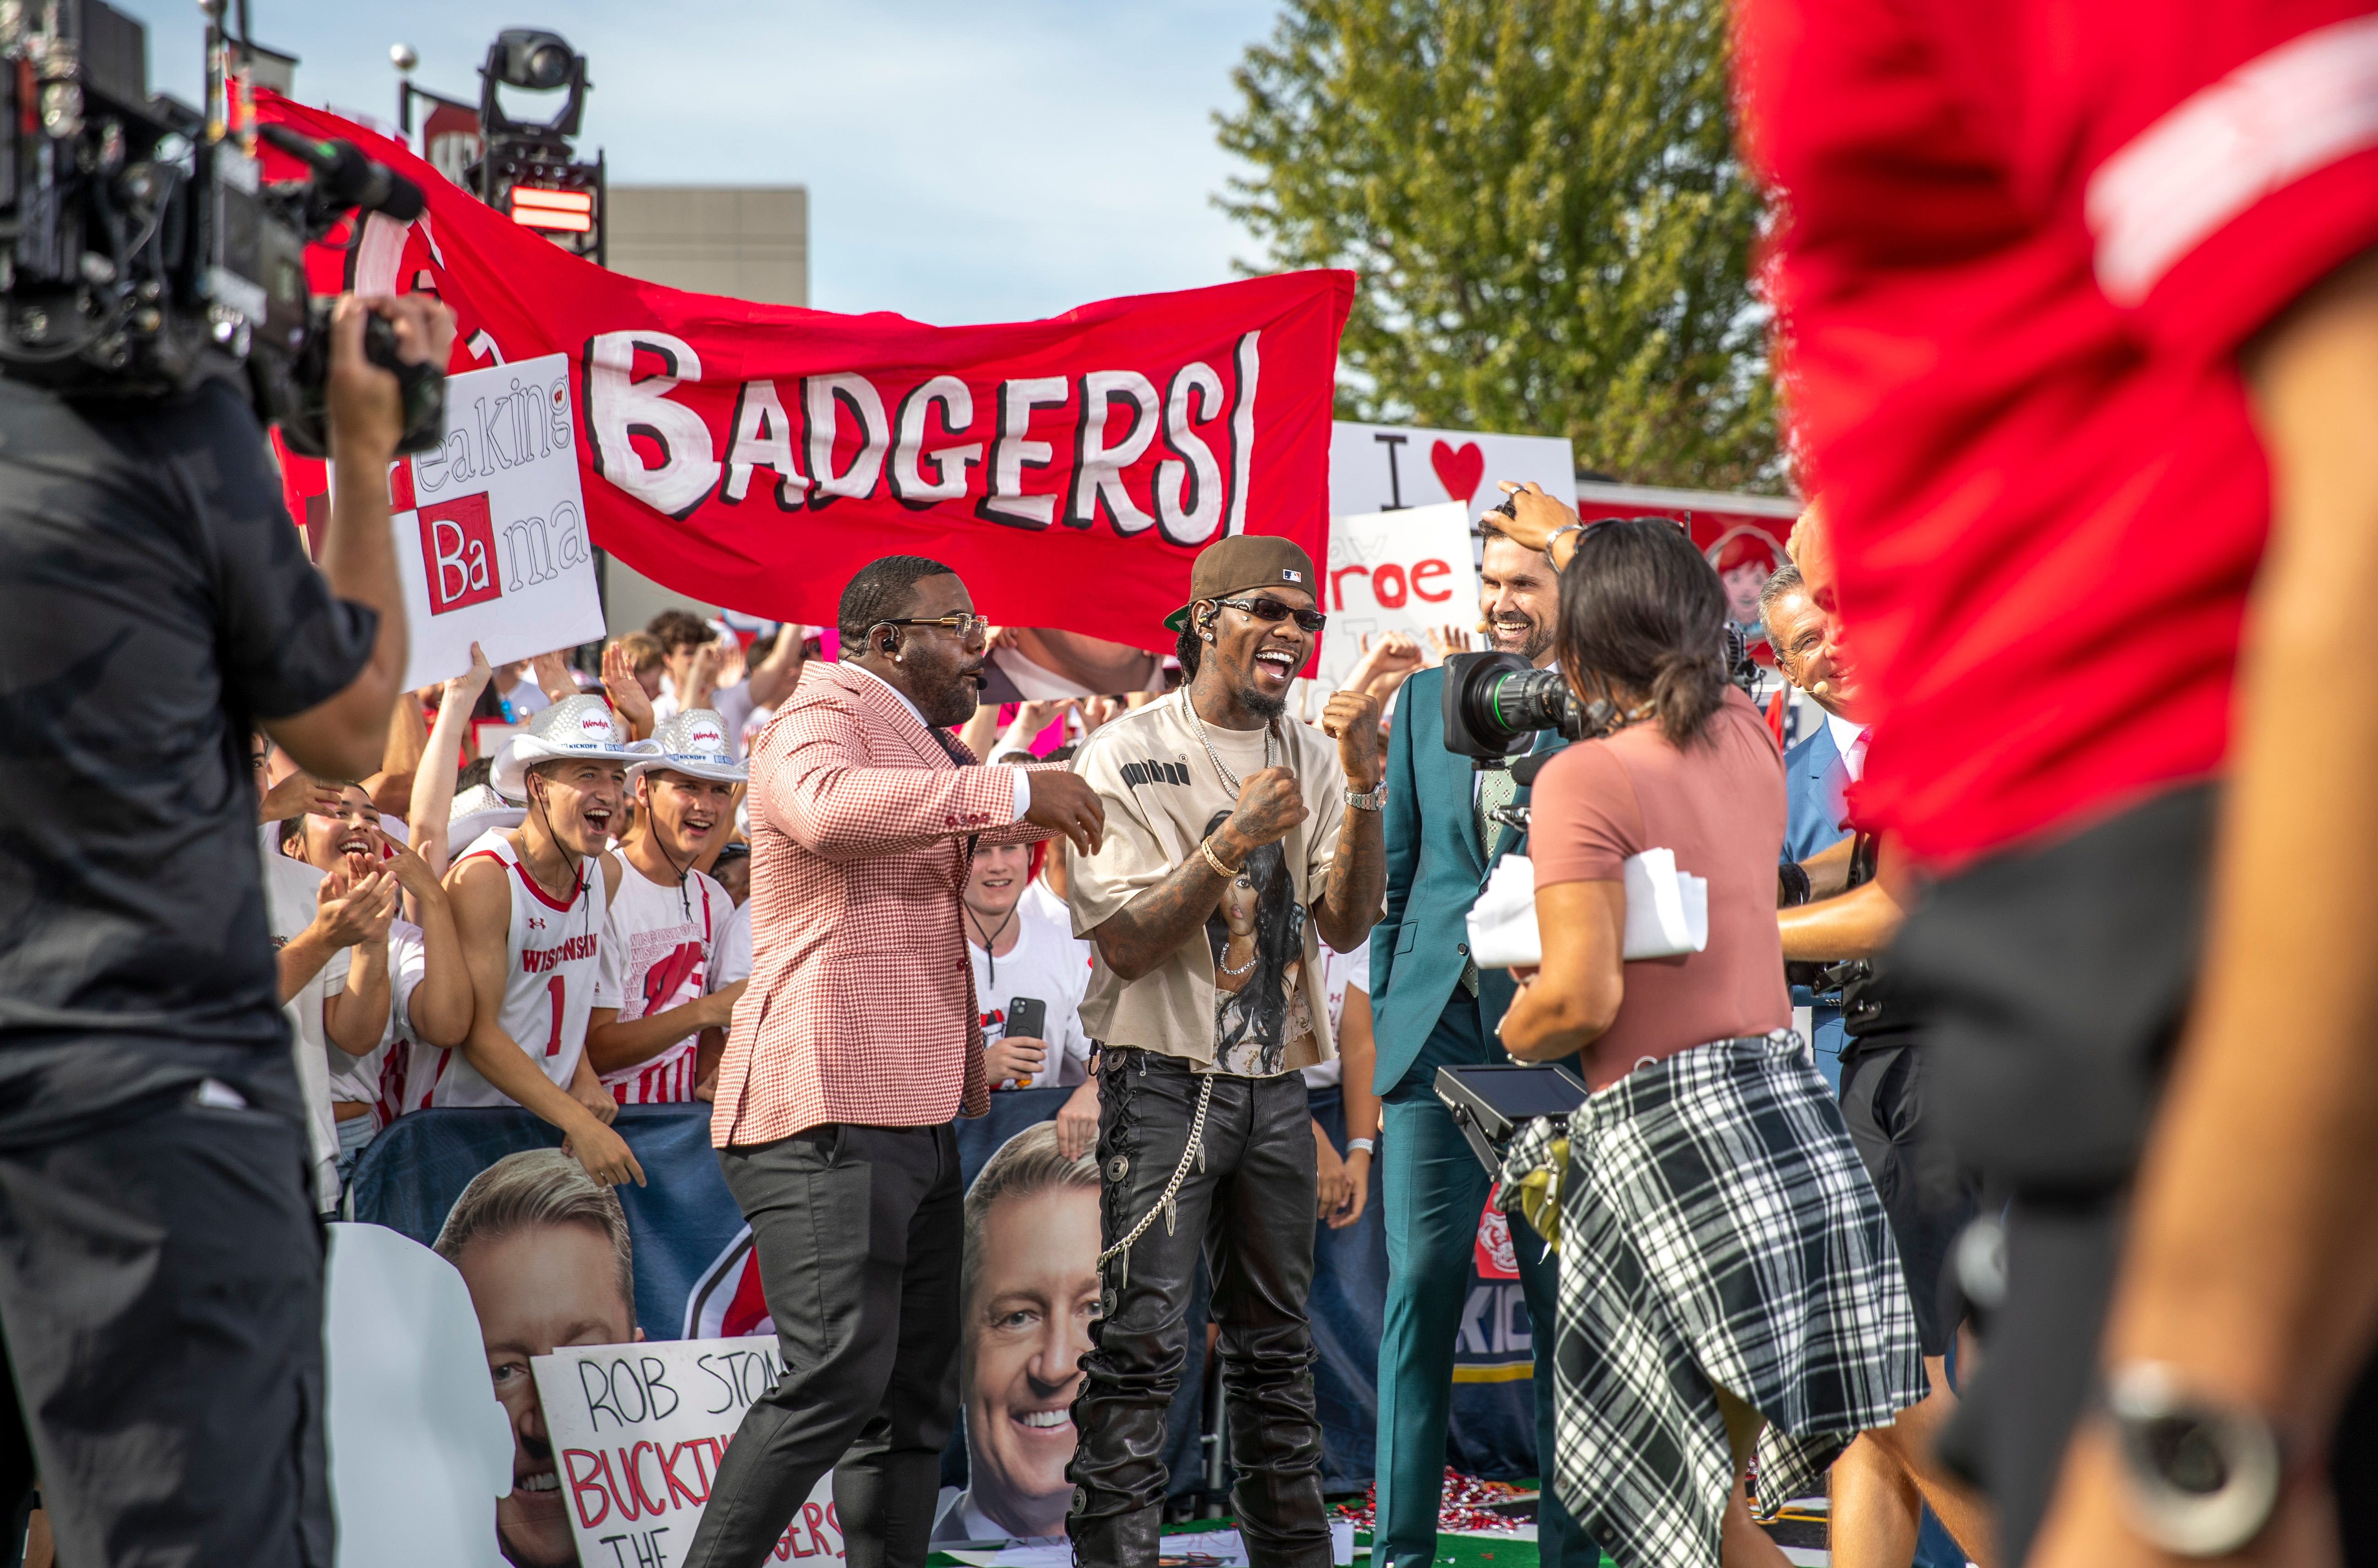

{"left": 1199, "top": 837, "right": 1240, "bottom": 879}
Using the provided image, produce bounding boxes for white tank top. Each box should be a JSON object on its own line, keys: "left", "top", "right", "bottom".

{"left": 408, "top": 830, "right": 607, "bottom": 1110}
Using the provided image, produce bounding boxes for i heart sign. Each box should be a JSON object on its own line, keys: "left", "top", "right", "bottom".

{"left": 1430, "top": 439, "right": 1485, "bottom": 504}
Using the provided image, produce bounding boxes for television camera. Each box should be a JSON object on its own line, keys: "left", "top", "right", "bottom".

{"left": 0, "top": 0, "right": 444, "bottom": 454}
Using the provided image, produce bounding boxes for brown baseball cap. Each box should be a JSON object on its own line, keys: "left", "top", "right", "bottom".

{"left": 1163, "top": 535, "right": 1319, "bottom": 633}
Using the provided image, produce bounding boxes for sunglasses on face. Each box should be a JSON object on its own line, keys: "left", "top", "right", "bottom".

{"left": 1213, "top": 597, "right": 1326, "bottom": 634}
{"left": 873, "top": 614, "right": 991, "bottom": 647}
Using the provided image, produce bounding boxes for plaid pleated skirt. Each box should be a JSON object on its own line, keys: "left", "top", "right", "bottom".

{"left": 1513, "top": 1032, "right": 1924, "bottom": 1568}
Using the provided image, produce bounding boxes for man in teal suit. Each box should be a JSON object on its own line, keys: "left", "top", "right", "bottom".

{"left": 1365, "top": 524, "right": 1593, "bottom": 1568}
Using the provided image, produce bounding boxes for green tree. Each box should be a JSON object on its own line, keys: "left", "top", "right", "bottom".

{"left": 1218, "top": 0, "right": 1781, "bottom": 492}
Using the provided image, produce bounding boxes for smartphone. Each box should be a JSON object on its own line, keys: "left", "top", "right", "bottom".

{"left": 1003, "top": 996, "right": 1049, "bottom": 1088}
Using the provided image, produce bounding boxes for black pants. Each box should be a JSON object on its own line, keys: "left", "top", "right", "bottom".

{"left": 1894, "top": 784, "right": 2378, "bottom": 1564}
{"left": 1067, "top": 1052, "right": 1330, "bottom": 1568}
{"left": 1838, "top": 1038, "right": 1977, "bottom": 1358}
{"left": 0, "top": 1091, "right": 330, "bottom": 1568}
{"left": 685, "top": 1123, "right": 963, "bottom": 1568}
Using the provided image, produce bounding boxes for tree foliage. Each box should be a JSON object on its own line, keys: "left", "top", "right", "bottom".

{"left": 1217, "top": 0, "right": 1780, "bottom": 492}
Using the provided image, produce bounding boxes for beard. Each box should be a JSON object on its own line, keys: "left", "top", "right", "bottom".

{"left": 1490, "top": 613, "right": 1553, "bottom": 664}
{"left": 1235, "top": 679, "right": 1287, "bottom": 720}
{"left": 910, "top": 649, "right": 983, "bottom": 729}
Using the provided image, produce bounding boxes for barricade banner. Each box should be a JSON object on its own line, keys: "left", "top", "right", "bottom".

{"left": 349, "top": 1093, "right": 1536, "bottom": 1563}
{"left": 259, "top": 95, "right": 1351, "bottom": 655}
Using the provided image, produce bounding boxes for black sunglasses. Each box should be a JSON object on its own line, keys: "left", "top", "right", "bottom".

{"left": 1213, "top": 597, "right": 1326, "bottom": 634}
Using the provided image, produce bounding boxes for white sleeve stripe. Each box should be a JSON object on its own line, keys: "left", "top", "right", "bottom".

{"left": 2087, "top": 14, "right": 2378, "bottom": 306}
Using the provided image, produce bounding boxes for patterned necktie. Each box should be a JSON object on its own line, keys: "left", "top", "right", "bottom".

{"left": 1464, "top": 765, "right": 1520, "bottom": 995}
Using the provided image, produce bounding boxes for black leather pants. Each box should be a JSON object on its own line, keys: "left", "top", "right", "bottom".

{"left": 1066, "top": 1050, "right": 1331, "bottom": 1568}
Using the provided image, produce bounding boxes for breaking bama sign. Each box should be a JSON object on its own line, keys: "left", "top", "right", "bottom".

{"left": 390, "top": 352, "right": 607, "bottom": 690}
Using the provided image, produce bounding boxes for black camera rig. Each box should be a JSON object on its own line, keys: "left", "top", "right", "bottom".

{"left": 0, "top": 0, "right": 443, "bottom": 452}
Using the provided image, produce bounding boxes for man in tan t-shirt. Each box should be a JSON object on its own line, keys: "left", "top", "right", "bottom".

{"left": 1063, "top": 535, "right": 1386, "bottom": 1568}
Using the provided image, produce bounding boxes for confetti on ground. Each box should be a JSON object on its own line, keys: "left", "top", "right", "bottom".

{"left": 1331, "top": 1470, "right": 1532, "bottom": 1536}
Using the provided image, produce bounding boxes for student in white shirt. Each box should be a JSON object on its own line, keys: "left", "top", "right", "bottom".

{"left": 587, "top": 710, "right": 750, "bottom": 1104}
{"left": 963, "top": 842, "right": 1094, "bottom": 1093}
{"left": 276, "top": 787, "right": 471, "bottom": 1193}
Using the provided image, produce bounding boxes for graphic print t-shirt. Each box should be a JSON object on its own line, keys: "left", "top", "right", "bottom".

{"left": 593, "top": 862, "right": 732, "bottom": 1104}
{"left": 1067, "top": 692, "right": 1345, "bottom": 1075}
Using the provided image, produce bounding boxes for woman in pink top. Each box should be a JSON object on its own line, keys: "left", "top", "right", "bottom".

{"left": 1498, "top": 514, "right": 1921, "bottom": 1568}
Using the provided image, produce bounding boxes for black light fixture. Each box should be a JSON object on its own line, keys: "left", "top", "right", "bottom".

{"left": 458, "top": 27, "right": 606, "bottom": 265}
{"left": 480, "top": 28, "right": 587, "bottom": 141}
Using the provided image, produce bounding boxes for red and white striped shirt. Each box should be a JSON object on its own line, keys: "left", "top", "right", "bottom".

{"left": 595, "top": 861, "right": 732, "bottom": 1105}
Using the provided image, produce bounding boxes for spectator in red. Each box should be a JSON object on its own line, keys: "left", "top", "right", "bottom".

{"left": 1724, "top": 4, "right": 2378, "bottom": 1561}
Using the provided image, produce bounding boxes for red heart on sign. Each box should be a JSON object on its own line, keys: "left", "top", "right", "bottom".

{"left": 1431, "top": 439, "right": 1485, "bottom": 504}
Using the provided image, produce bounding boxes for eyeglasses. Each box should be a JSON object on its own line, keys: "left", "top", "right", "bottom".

{"left": 1213, "top": 597, "right": 1326, "bottom": 634}
{"left": 872, "top": 614, "right": 991, "bottom": 646}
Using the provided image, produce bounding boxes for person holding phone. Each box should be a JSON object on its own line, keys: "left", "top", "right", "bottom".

{"left": 963, "top": 841, "right": 1095, "bottom": 1092}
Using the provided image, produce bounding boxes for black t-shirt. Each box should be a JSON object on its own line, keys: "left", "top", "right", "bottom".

{"left": 0, "top": 376, "right": 377, "bottom": 1144}
{"left": 1835, "top": 831, "right": 1919, "bottom": 1054}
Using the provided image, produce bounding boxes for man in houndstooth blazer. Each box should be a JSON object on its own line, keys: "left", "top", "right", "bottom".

{"left": 687, "top": 557, "right": 1105, "bottom": 1568}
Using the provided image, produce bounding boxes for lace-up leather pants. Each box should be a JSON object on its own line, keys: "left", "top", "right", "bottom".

{"left": 1065, "top": 1049, "right": 1332, "bottom": 1568}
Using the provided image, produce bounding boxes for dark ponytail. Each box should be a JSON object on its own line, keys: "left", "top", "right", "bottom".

{"left": 1553, "top": 517, "right": 1730, "bottom": 747}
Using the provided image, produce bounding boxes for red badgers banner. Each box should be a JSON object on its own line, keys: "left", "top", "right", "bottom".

{"left": 260, "top": 97, "right": 1353, "bottom": 653}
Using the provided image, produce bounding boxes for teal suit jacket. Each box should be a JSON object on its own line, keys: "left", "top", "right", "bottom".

{"left": 1366, "top": 665, "right": 1562, "bottom": 1095}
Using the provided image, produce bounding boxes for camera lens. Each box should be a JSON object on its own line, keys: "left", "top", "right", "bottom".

{"left": 1442, "top": 651, "right": 1582, "bottom": 759}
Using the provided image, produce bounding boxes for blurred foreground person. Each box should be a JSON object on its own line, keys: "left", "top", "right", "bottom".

{"left": 0, "top": 295, "right": 449, "bottom": 1566}
{"left": 1498, "top": 516, "right": 1922, "bottom": 1568}
{"left": 687, "top": 557, "right": 1100, "bottom": 1568}
{"left": 1732, "top": 4, "right": 2378, "bottom": 1562}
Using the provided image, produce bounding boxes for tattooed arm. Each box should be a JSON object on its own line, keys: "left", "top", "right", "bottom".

{"left": 1309, "top": 690, "right": 1387, "bottom": 954}
{"left": 1089, "top": 766, "right": 1308, "bottom": 983}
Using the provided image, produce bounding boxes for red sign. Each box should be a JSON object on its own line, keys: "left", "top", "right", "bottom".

{"left": 419, "top": 494, "right": 503, "bottom": 615}
{"left": 260, "top": 95, "right": 1353, "bottom": 653}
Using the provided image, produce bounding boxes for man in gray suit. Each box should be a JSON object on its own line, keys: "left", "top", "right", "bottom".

{"left": 1366, "top": 518, "right": 1593, "bottom": 1568}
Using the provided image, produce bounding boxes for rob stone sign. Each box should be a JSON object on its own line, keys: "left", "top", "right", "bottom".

{"left": 533, "top": 1336, "right": 841, "bottom": 1568}
{"left": 389, "top": 352, "right": 606, "bottom": 691}
{"left": 260, "top": 95, "right": 1349, "bottom": 655}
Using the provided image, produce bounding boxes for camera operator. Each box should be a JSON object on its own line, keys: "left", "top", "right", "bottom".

{"left": 0, "top": 293, "right": 454, "bottom": 1566}
{"left": 1495, "top": 507, "right": 1922, "bottom": 1567}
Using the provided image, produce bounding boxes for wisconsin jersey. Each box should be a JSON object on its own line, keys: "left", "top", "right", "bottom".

{"left": 594, "top": 863, "right": 730, "bottom": 1105}
{"left": 407, "top": 830, "right": 607, "bottom": 1109}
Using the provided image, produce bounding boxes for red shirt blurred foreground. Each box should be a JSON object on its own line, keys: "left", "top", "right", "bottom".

{"left": 1735, "top": 0, "right": 2378, "bottom": 867}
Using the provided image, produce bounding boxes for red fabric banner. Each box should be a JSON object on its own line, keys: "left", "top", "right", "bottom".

{"left": 261, "top": 96, "right": 1353, "bottom": 654}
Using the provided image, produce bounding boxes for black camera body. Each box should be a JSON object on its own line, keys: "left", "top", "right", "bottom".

{"left": 0, "top": 0, "right": 442, "bottom": 452}
{"left": 1442, "top": 650, "right": 1585, "bottom": 764}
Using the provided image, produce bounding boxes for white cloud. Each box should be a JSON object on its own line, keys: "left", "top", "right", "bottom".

{"left": 112, "top": 0, "right": 1283, "bottom": 324}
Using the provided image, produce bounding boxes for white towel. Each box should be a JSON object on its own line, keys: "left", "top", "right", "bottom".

{"left": 1465, "top": 849, "right": 1709, "bottom": 969}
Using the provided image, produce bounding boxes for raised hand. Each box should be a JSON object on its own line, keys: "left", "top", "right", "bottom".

{"left": 1221, "top": 765, "right": 1308, "bottom": 854}
{"left": 601, "top": 640, "right": 655, "bottom": 735}
{"left": 1493, "top": 480, "right": 1584, "bottom": 558}
{"left": 259, "top": 769, "right": 346, "bottom": 825}
{"left": 529, "top": 649, "right": 579, "bottom": 705}
{"left": 1319, "top": 689, "right": 1384, "bottom": 789}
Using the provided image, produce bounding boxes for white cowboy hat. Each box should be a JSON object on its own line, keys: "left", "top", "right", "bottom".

{"left": 446, "top": 782, "right": 527, "bottom": 851}
{"left": 626, "top": 708, "right": 748, "bottom": 786}
{"left": 491, "top": 694, "right": 641, "bottom": 802}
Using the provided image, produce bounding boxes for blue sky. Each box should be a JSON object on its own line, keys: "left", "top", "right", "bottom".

{"left": 112, "top": 0, "right": 1286, "bottom": 325}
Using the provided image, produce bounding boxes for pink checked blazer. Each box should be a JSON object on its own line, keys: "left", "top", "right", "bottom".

{"left": 710, "top": 661, "right": 1049, "bottom": 1147}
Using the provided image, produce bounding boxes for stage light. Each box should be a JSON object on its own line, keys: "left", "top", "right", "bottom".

{"left": 491, "top": 31, "right": 576, "bottom": 93}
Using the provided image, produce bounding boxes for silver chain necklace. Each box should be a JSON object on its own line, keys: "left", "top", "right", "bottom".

{"left": 1183, "top": 688, "right": 1279, "bottom": 796}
